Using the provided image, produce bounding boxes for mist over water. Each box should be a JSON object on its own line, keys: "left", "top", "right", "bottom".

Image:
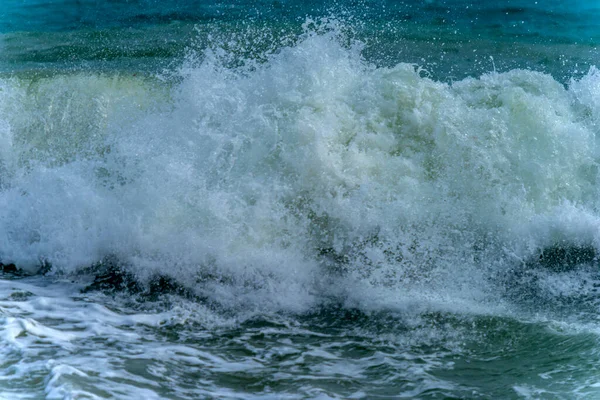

{"left": 3, "top": 2, "right": 600, "bottom": 399}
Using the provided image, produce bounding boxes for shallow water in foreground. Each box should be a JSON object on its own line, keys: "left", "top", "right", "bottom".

{"left": 3, "top": 274, "right": 600, "bottom": 399}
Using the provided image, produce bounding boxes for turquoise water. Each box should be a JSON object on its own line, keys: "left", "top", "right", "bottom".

{"left": 3, "top": 1, "right": 600, "bottom": 399}
{"left": 2, "top": 1, "right": 600, "bottom": 77}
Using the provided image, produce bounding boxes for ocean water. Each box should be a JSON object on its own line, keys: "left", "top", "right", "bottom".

{"left": 2, "top": 1, "right": 600, "bottom": 398}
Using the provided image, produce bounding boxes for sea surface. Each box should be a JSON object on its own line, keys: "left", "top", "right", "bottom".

{"left": 2, "top": 1, "right": 600, "bottom": 398}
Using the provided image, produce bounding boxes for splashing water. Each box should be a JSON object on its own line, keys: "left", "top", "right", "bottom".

{"left": 3, "top": 10, "right": 600, "bottom": 399}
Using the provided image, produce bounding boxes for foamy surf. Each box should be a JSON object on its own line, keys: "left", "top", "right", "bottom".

{"left": 3, "top": 10, "right": 600, "bottom": 399}
{"left": 2, "top": 26, "right": 600, "bottom": 309}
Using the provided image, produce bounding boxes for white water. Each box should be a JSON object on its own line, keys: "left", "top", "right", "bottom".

{"left": 1, "top": 27, "right": 600, "bottom": 316}
{"left": 5, "top": 22, "right": 600, "bottom": 399}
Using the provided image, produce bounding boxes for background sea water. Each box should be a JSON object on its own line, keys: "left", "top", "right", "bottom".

{"left": 2, "top": 0, "right": 600, "bottom": 77}
{"left": 3, "top": 1, "right": 600, "bottom": 399}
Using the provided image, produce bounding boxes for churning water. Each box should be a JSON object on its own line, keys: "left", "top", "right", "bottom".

{"left": 2, "top": 1, "right": 600, "bottom": 398}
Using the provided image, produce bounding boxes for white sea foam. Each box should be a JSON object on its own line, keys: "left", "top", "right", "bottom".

{"left": 1, "top": 23, "right": 600, "bottom": 316}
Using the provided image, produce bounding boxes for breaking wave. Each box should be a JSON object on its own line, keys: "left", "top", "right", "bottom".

{"left": 2, "top": 22, "right": 600, "bottom": 316}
